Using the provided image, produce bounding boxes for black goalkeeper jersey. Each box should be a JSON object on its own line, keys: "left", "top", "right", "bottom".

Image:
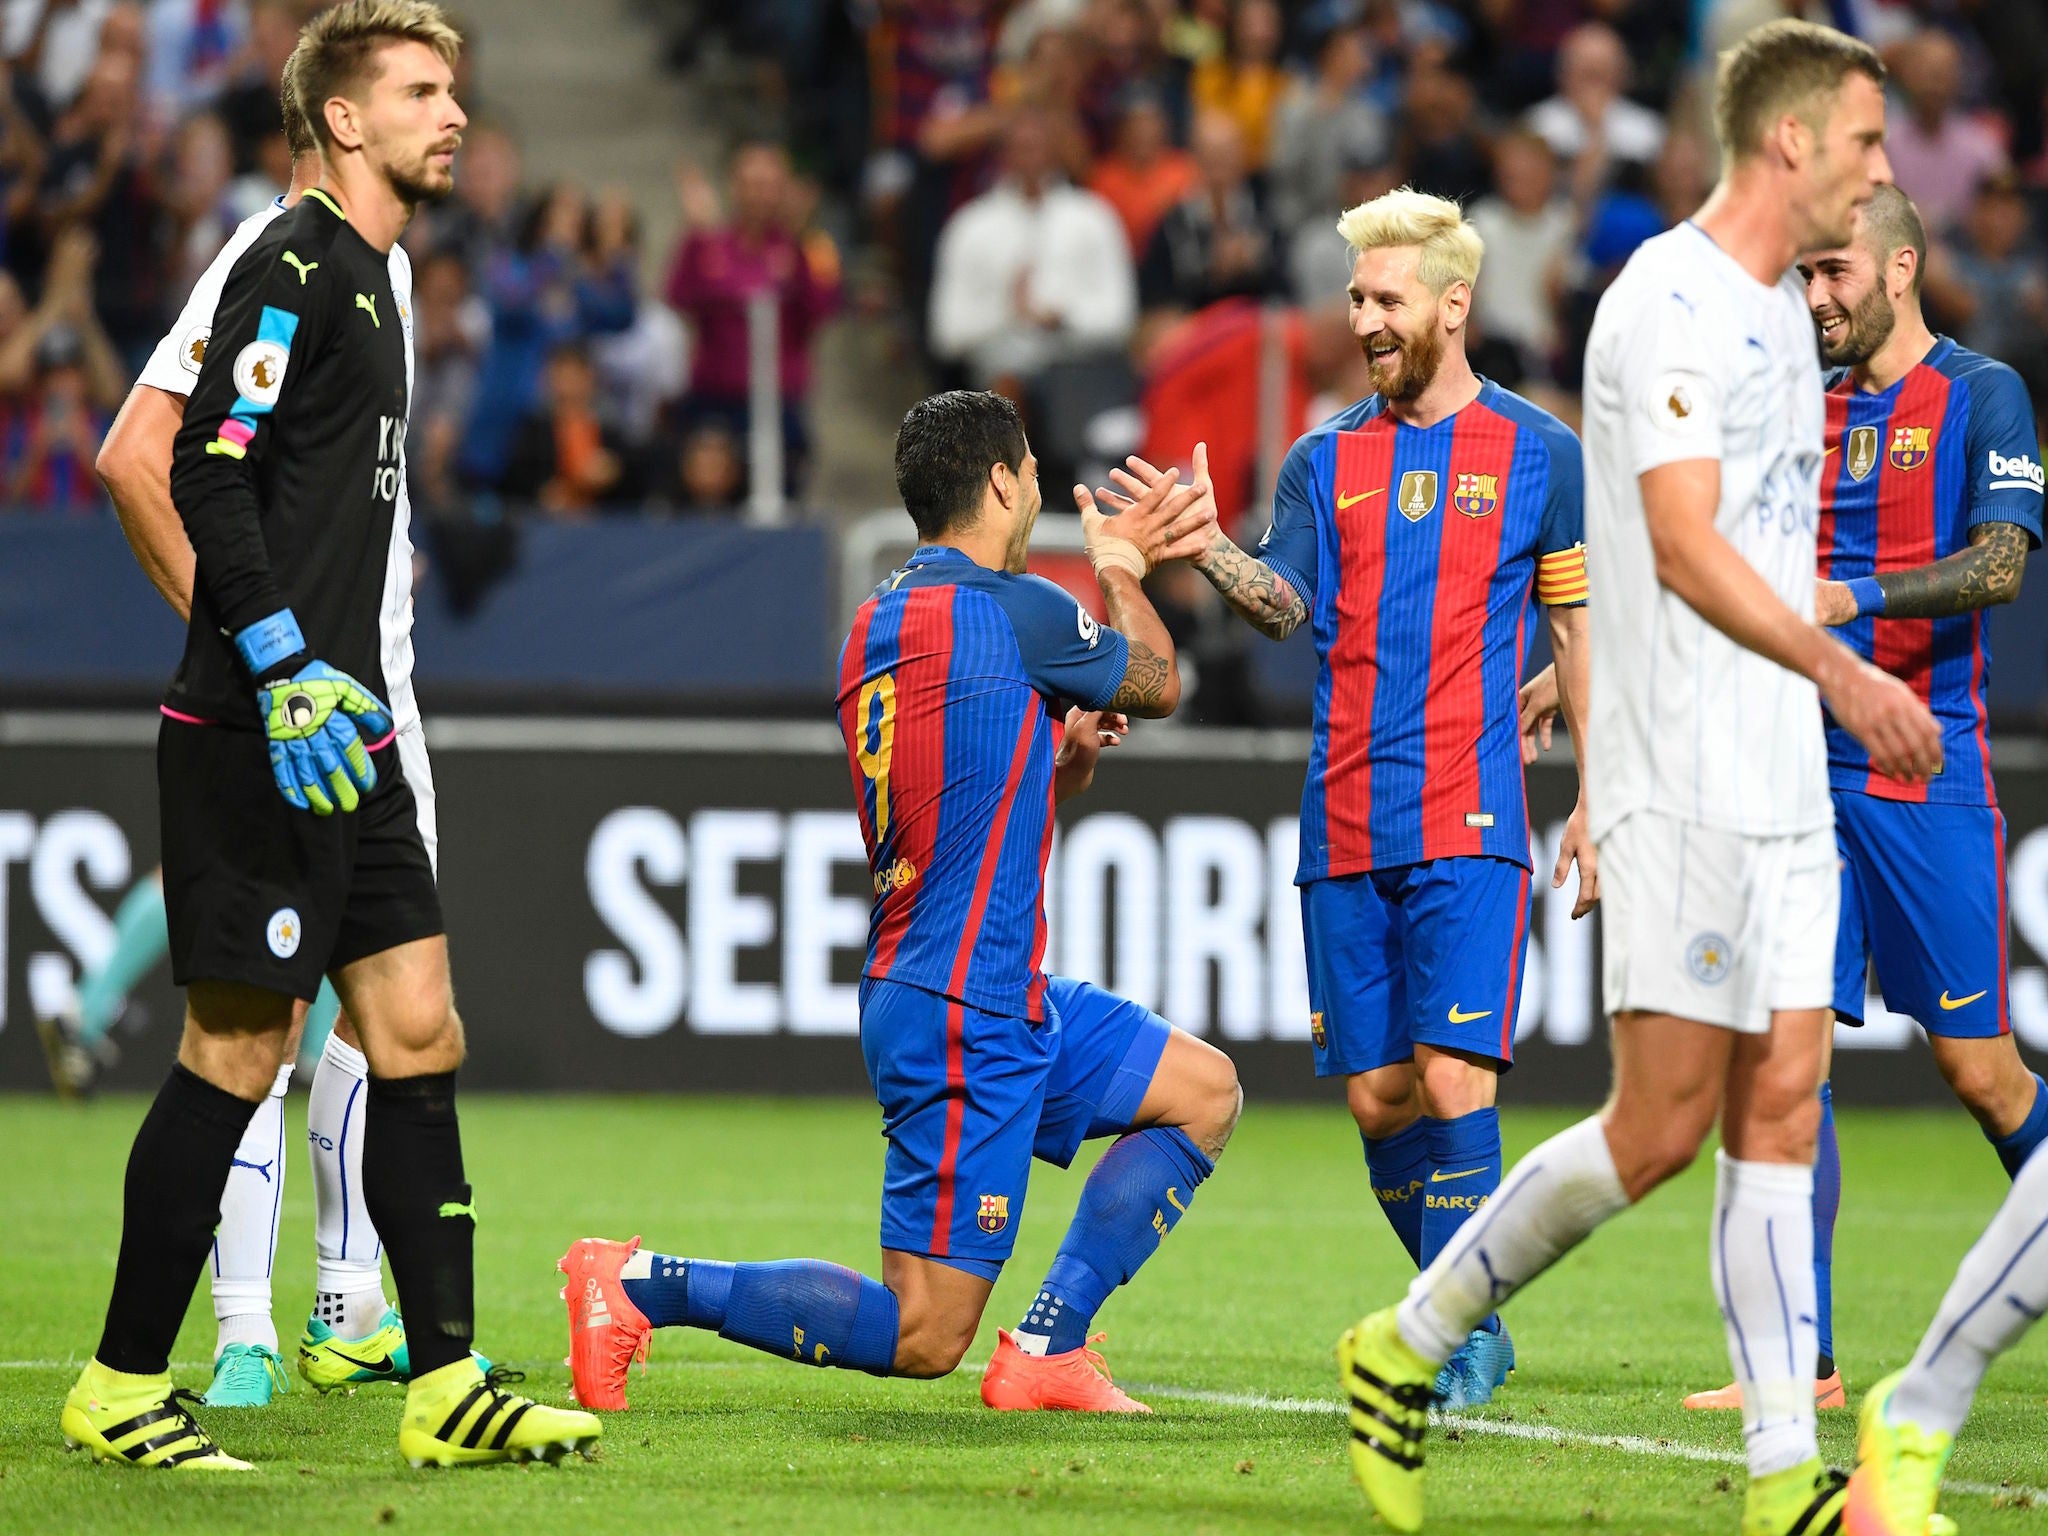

{"left": 167, "top": 189, "right": 409, "bottom": 729}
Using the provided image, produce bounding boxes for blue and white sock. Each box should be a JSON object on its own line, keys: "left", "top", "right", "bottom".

{"left": 1813, "top": 1082, "right": 1840, "bottom": 1373}
{"left": 621, "top": 1250, "right": 899, "bottom": 1375}
{"left": 1422, "top": 1109, "right": 1505, "bottom": 1335}
{"left": 212, "top": 1061, "right": 291, "bottom": 1355}
{"left": 308, "top": 1029, "right": 389, "bottom": 1338}
{"left": 1013, "top": 1126, "right": 1215, "bottom": 1356}
{"left": 1888, "top": 1141, "right": 2048, "bottom": 1436}
{"left": 1711, "top": 1153, "right": 1820, "bottom": 1479}
{"left": 1990, "top": 1074, "right": 2048, "bottom": 1179}
{"left": 1363, "top": 1120, "right": 1428, "bottom": 1268}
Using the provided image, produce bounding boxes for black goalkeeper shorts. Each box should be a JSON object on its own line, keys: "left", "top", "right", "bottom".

{"left": 159, "top": 715, "right": 443, "bottom": 1001}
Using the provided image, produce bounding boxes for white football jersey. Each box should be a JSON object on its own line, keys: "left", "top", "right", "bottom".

{"left": 142, "top": 196, "right": 422, "bottom": 734}
{"left": 1581, "top": 221, "right": 1831, "bottom": 840}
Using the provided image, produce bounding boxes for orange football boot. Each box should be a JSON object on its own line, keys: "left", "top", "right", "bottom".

{"left": 1682, "top": 1371, "right": 1846, "bottom": 1411}
{"left": 979, "top": 1329, "right": 1151, "bottom": 1413}
{"left": 557, "top": 1236, "right": 652, "bottom": 1411}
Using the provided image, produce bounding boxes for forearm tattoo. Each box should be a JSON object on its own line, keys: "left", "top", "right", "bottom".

{"left": 1873, "top": 520, "right": 2030, "bottom": 619}
{"left": 1109, "top": 639, "right": 1175, "bottom": 713}
{"left": 1195, "top": 533, "right": 1307, "bottom": 639}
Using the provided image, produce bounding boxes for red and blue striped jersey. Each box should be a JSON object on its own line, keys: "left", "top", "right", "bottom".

{"left": 837, "top": 545, "right": 1130, "bottom": 1020}
{"left": 1258, "top": 381, "right": 1587, "bottom": 882}
{"left": 1817, "top": 339, "right": 2043, "bottom": 805}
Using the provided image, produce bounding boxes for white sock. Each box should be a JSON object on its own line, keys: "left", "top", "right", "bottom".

{"left": 309, "top": 1030, "right": 388, "bottom": 1336}
{"left": 1398, "top": 1115, "right": 1628, "bottom": 1363}
{"left": 1889, "top": 1142, "right": 2048, "bottom": 1437}
{"left": 212, "top": 1062, "right": 292, "bottom": 1357}
{"left": 1711, "top": 1152, "right": 1820, "bottom": 1479}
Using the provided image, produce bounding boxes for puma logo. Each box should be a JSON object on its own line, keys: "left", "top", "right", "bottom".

{"left": 437, "top": 1199, "right": 477, "bottom": 1221}
{"left": 281, "top": 250, "right": 317, "bottom": 284}
{"left": 356, "top": 292, "right": 380, "bottom": 327}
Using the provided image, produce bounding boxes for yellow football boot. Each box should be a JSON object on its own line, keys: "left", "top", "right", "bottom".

{"left": 1846, "top": 1371, "right": 1957, "bottom": 1536}
{"left": 1336, "top": 1308, "right": 1436, "bottom": 1533}
{"left": 60, "top": 1359, "right": 252, "bottom": 1470}
{"left": 397, "top": 1358, "right": 601, "bottom": 1468}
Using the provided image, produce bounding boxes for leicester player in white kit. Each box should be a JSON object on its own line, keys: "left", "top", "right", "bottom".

{"left": 1335, "top": 22, "right": 1941, "bottom": 1535}
{"left": 94, "top": 46, "right": 437, "bottom": 1407}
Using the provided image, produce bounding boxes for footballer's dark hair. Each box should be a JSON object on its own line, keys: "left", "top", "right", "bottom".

{"left": 894, "top": 390, "right": 1027, "bottom": 540}
{"left": 1714, "top": 19, "right": 1883, "bottom": 162}
{"left": 1859, "top": 183, "right": 1928, "bottom": 297}
{"left": 291, "top": 0, "right": 462, "bottom": 150}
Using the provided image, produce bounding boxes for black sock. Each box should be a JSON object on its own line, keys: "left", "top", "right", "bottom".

{"left": 1817, "top": 1353, "right": 1835, "bottom": 1380}
{"left": 362, "top": 1071, "right": 474, "bottom": 1378}
{"left": 97, "top": 1063, "right": 261, "bottom": 1375}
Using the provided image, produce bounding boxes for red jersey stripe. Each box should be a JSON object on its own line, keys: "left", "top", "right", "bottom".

{"left": 1422, "top": 408, "right": 1519, "bottom": 859}
{"left": 1816, "top": 388, "right": 1850, "bottom": 570}
{"left": 1863, "top": 368, "right": 1950, "bottom": 801}
{"left": 868, "top": 586, "right": 955, "bottom": 980}
{"left": 930, "top": 997, "right": 968, "bottom": 1253}
{"left": 1324, "top": 418, "right": 1399, "bottom": 865}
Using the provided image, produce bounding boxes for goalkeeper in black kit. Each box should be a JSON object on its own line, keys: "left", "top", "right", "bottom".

{"left": 59, "top": 0, "right": 600, "bottom": 1471}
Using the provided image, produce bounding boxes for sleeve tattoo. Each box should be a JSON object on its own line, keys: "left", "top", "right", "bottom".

{"left": 1196, "top": 534, "right": 1307, "bottom": 639}
{"left": 1872, "top": 520, "right": 2030, "bottom": 618}
{"left": 1108, "top": 639, "right": 1174, "bottom": 713}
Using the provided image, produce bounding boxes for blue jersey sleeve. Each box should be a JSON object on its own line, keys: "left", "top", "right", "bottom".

{"left": 995, "top": 574, "right": 1131, "bottom": 710}
{"left": 1965, "top": 362, "right": 2044, "bottom": 547}
{"left": 1256, "top": 434, "right": 1323, "bottom": 606}
{"left": 1536, "top": 424, "right": 1586, "bottom": 555}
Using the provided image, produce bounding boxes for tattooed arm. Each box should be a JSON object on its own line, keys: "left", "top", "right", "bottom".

{"left": 1815, "top": 520, "right": 2031, "bottom": 625}
{"left": 1191, "top": 529, "right": 1308, "bottom": 640}
{"left": 1099, "top": 567, "right": 1181, "bottom": 716}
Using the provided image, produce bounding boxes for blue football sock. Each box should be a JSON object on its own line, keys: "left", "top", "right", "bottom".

{"left": 1813, "top": 1080, "right": 1840, "bottom": 1370}
{"left": 1016, "top": 1126, "right": 1214, "bottom": 1355}
{"left": 625, "top": 1252, "right": 897, "bottom": 1375}
{"left": 1990, "top": 1074, "right": 2048, "bottom": 1180}
{"left": 1422, "top": 1109, "right": 1504, "bottom": 1334}
{"left": 74, "top": 876, "right": 168, "bottom": 1045}
{"left": 1363, "top": 1119, "right": 1428, "bottom": 1268}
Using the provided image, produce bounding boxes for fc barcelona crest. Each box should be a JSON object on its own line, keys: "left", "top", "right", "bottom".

{"left": 1888, "top": 425, "right": 1931, "bottom": 471}
{"left": 1309, "top": 1011, "right": 1326, "bottom": 1049}
{"left": 1846, "top": 424, "right": 1879, "bottom": 482}
{"left": 976, "top": 1193, "right": 1009, "bottom": 1235}
{"left": 1452, "top": 471, "right": 1499, "bottom": 518}
{"left": 1397, "top": 470, "right": 1438, "bottom": 522}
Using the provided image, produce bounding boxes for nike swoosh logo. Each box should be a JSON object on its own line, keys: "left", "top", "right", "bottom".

{"left": 1166, "top": 1186, "right": 1186, "bottom": 1215}
{"left": 1447, "top": 1004, "right": 1492, "bottom": 1024}
{"left": 1822, "top": 445, "right": 1837, "bottom": 457}
{"left": 323, "top": 1348, "right": 398, "bottom": 1376}
{"left": 1939, "top": 989, "right": 1987, "bottom": 1011}
{"left": 1430, "top": 1167, "right": 1489, "bottom": 1184}
{"left": 1336, "top": 490, "right": 1383, "bottom": 509}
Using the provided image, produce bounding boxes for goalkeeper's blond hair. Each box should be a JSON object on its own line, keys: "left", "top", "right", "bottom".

{"left": 1335, "top": 187, "right": 1483, "bottom": 296}
{"left": 291, "top": 0, "right": 462, "bottom": 149}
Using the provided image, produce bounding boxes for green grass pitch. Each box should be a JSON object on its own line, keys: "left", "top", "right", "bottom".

{"left": 1, "top": 1094, "right": 2043, "bottom": 1534}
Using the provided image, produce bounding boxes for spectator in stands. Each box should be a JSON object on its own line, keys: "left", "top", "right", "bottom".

{"left": 1267, "top": 21, "right": 1388, "bottom": 234}
{"left": 165, "top": 111, "right": 235, "bottom": 301}
{"left": 649, "top": 421, "right": 747, "bottom": 516}
{"left": 586, "top": 188, "right": 687, "bottom": 453}
{"left": 457, "top": 179, "right": 635, "bottom": 492}
{"left": 143, "top": 0, "right": 243, "bottom": 123}
{"left": 499, "top": 339, "right": 637, "bottom": 516}
{"left": 1138, "top": 108, "right": 1280, "bottom": 319}
{"left": 4, "top": 324, "right": 109, "bottom": 512}
{"left": 1525, "top": 22, "right": 1664, "bottom": 201}
{"left": 408, "top": 248, "right": 484, "bottom": 517}
{"left": 927, "top": 104, "right": 1134, "bottom": 393}
{"left": 1075, "top": 0, "right": 1183, "bottom": 157}
{"left": 1188, "top": 0, "right": 1284, "bottom": 170}
{"left": 1088, "top": 85, "right": 1197, "bottom": 258}
{"left": 1466, "top": 130, "right": 1574, "bottom": 381}
{"left": 416, "top": 122, "right": 523, "bottom": 276}
{"left": 1288, "top": 136, "right": 1401, "bottom": 306}
{"left": 0, "top": 222, "right": 121, "bottom": 407}
{"left": 1936, "top": 171, "right": 2048, "bottom": 371}
{"left": 991, "top": 24, "right": 1093, "bottom": 183}
{"left": 1884, "top": 29, "right": 2006, "bottom": 235}
{"left": 0, "top": 60, "right": 47, "bottom": 274}
{"left": 37, "top": 45, "right": 163, "bottom": 368}
{"left": 665, "top": 140, "right": 841, "bottom": 495}
{"left": 12, "top": 0, "right": 117, "bottom": 118}
{"left": 1399, "top": 62, "right": 1490, "bottom": 204}
{"left": 226, "top": 124, "right": 291, "bottom": 221}
{"left": 212, "top": 0, "right": 297, "bottom": 173}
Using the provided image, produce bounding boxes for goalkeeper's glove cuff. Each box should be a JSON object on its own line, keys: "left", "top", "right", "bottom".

{"left": 234, "top": 609, "right": 309, "bottom": 677}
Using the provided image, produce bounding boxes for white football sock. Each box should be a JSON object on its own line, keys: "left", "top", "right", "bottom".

{"left": 1889, "top": 1142, "right": 2048, "bottom": 1437}
{"left": 309, "top": 1029, "right": 388, "bottom": 1336}
{"left": 212, "top": 1062, "right": 292, "bottom": 1356}
{"left": 1711, "top": 1152, "right": 1819, "bottom": 1479}
{"left": 1398, "top": 1115, "right": 1628, "bottom": 1363}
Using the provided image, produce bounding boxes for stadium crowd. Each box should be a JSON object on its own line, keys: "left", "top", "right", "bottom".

{"left": 3, "top": 0, "right": 2046, "bottom": 528}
